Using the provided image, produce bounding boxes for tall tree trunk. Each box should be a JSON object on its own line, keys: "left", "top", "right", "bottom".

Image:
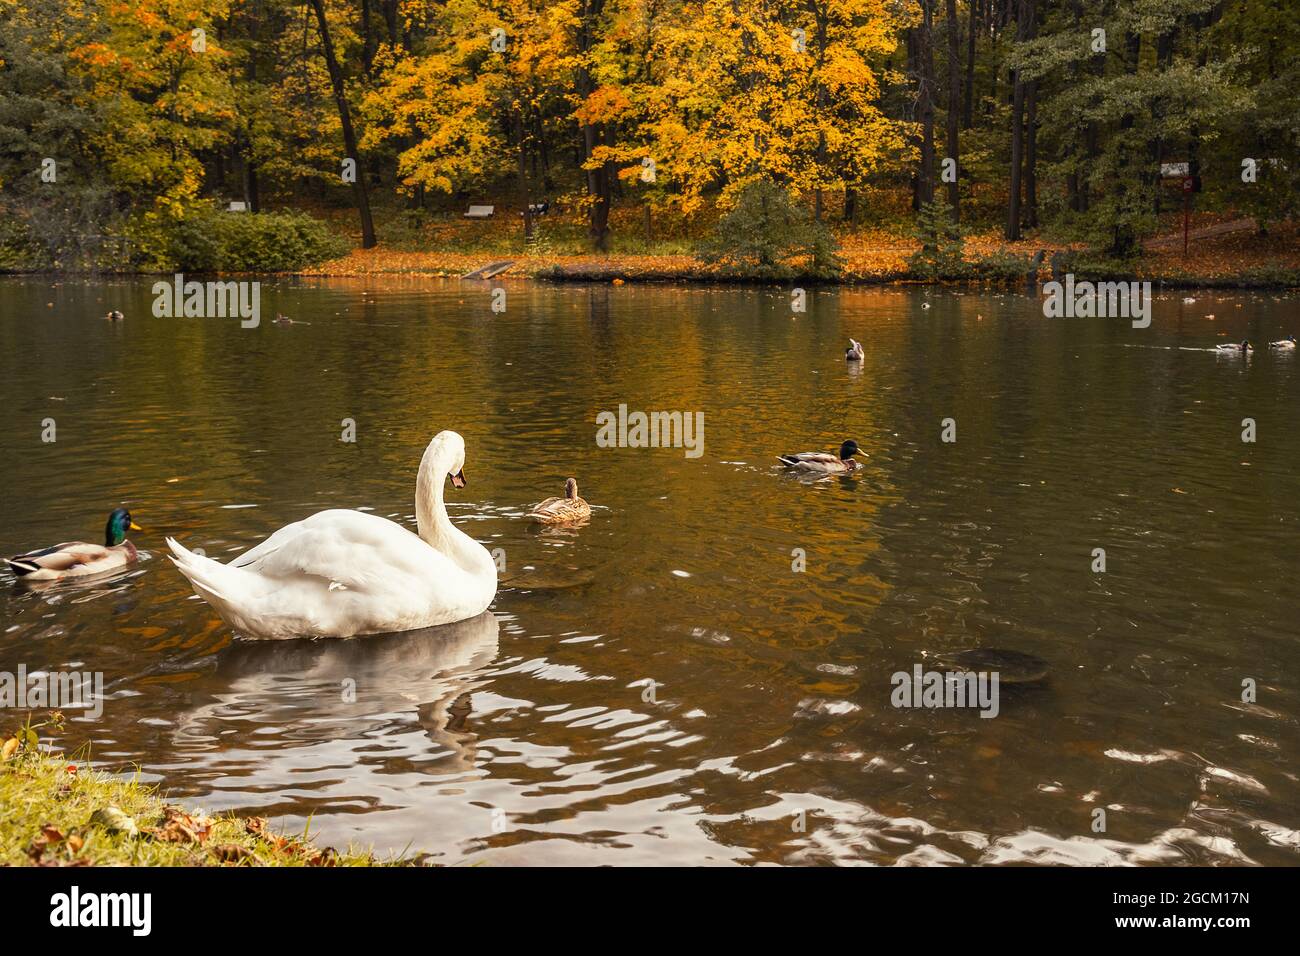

{"left": 310, "top": 0, "right": 376, "bottom": 248}
{"left": 517, "top": 110, "right": 534, "bottom": 241}
{"left": 360, "top": 0, "right": 374, "bottom": 76}
{"left": 239, "top": 50, "right": 260, "bottom": 213}
{"left": 244, "top": 144, "right": 261, "bottom": 213}
{"left": 1005, "top": 0, "right": 1033, "bottom": 240}
{"left": 1108, "top": 31, "right": 1143, "bottom": 258}
{"left": 577, "top": 0, "right": 612, "bottom": 250}
{"left": 945, "top": 0, "right": 961, "bottom": 217}
{"left": 1025, "top": 79, "right": 1038, "bottom": 227}
{"left": 1066, "top": 0, "right": 1084, "bottom": 213}
{"left": 963, "top": 0, "right": 978, "bottom": 128}
{"left": 380, "top": 0, "right": 399, "bottom": 44}
{"left": 916, "top": 0, "right": 937, "bottom": 207}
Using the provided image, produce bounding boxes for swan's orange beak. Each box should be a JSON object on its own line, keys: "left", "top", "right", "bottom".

{"left": 450, "top": 469, "right": 466, "bottom": 489}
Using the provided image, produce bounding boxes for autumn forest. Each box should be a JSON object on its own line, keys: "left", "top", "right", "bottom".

{"left": 0, "top": 0, "right": 1296, "bottom": 278}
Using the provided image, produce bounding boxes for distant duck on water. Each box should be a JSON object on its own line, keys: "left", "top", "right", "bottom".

{"left": 6, "top": 508, "right": 142, "bottom": 581}
{"left": 845, "top": 338, "right": 864, "bottom": 361}
{"left": 777, "top": 440, "right": 863, "bottom": 475}
{"left": 104, "top": 310, "right": 124, "bottom": 322}
{"left": 1215, "top": 340, "right": 1253, "bottom": 354}
{"left": 1269, "top": 336, "right": 1296, "bottom": 350}
{"left": 528, "top": 478, "right": 591, "bottom": 525}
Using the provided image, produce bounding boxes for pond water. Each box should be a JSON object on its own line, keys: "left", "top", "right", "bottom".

{"left": 1, "top": 276, "right": 1298, "bottom": 865}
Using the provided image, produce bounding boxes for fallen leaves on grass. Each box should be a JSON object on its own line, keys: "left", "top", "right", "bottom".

{"left": 307, "top": 847, "right": 338, "bottom": 867}
{"left": 210, "top": 843, "right": 255, "bottom": 864}
{"left": 146, "top": 806, "right": 214, "bottom": 845}
{"left": 28, "top": 823, "right": 90, "bottom": 866}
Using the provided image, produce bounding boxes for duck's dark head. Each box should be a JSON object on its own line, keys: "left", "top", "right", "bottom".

{"left": 564, "top": 477, "right": 579, "bottom": 500}
{"left": 839, "top": 440, "right": 862, "bottom": 461}
{"left": 105, "top": 508, "right": 141, "bottom": 546}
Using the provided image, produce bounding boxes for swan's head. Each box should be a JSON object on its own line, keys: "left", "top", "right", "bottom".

{"left": 430, "top": 430, "right": 468, "bottom": 489}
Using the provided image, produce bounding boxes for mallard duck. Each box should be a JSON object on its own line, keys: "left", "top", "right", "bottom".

{"left": 104, "top": 310, "right": 124, "bottom": 322}
{"left": 528, "top": 478, "right": 591, "bottom": 524}
{"left": 777, "top": 440, "right": 863, "bottom": 475}
{"left": 167, "top": 431, "right": 497, "bottom": 640}
{"left": 1269, "top": 336, "right": 1296, "bottom": 350}
{"left": 1215, "top": 340, "right": 1253, "bottom": 354}
{"left": 6, "top": 508, "right": 142, "bottom": 581}
{"left": 845, "top": 338, "right": 864, "bottom": 361}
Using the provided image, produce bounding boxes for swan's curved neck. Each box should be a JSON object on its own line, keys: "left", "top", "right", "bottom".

{"left": 415, "top": 444, "right": 492, "bottom": 578}
{"left": 416, "top": 447, "right": 455, "bottom": 548}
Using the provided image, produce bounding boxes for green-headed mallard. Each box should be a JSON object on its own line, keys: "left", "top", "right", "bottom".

{"left": 777, "top": 440, "right": 863, "bottom": 475}
{"left": 528, "top": 478, "right": 591, "bottom": 524}
{"left": 7, "top": 508, "right": 142, "bottom": 581}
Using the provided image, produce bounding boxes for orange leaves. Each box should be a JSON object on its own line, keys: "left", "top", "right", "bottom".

{"left": 575, "top": 85, "right": 633, "bottom": 125}
{"left": 27, "top": 824, "right": 90, "bottom": 867}
{"left": 146, "top": 806, "right": 214, "bottom": 845}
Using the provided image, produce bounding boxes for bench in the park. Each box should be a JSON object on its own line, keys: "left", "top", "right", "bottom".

{"left": 464, "top": 205, "right": 495, "bottom": 219}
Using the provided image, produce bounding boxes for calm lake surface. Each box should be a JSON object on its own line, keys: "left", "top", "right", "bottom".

{"left": 2, "top": 277, "right": 1298, "bottom": 865}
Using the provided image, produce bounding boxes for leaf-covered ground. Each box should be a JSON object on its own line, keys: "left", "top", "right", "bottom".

{"left": 1, "top": 739, "right": 408, "bottom": 867}
{"left": 301, "top": 214, "right": 1300, "bottom": 286}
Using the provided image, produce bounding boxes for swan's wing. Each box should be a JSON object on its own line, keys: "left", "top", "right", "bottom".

{"left": 228, "top": 510, "right": 440, "bottom": 591}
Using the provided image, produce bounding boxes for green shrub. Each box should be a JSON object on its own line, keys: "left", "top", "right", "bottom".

{"left": 908, "top": 199, "right": 966, "bottom": 278}
{"left": 0, "top": 213, "right": 50, "bottom": 271}
{"left": 215, "top": 210, "right": 350, "bottom": 272}
{"left": 968, "top": 250, "right": 1035, "bottom": 281}
{"left": 129, "top": 203, "right": 349, "bottom": 273}
{"left": 698, "top": 180, "right": 842, "bottom": 278}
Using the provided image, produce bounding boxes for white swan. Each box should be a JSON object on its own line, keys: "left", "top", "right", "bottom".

{"left": 166, "top": 431, "right": 497, "bottom": 640}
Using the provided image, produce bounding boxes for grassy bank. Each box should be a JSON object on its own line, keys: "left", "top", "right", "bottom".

{"left": 1, "top": 725, "right": 403, "bottom": 867}
{"left": 4, "top": 200, "right": 1298, "bottom": 289}
{"left": 298, "top": 208, "right": 1300, "bottom": 289}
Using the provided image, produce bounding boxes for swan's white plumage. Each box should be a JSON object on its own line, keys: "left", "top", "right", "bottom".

{"left": 168, "top": 431, "right": 496, "bottom": 640}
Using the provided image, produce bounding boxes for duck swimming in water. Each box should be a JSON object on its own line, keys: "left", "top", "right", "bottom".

{"left": 845, "top": 338, "right": 864, "bottom": 361}
{"left": 1215, "top": 340, "right": 1253, "bottom": 354}
{"left": 6, "top": 508, "right": 142, "bottom": 581}
{"left": 528, "top": 478, "right": 591, "bottom": 525}
{"left": 777, "top": 440, "right": 864, "bottom": 475}
{"left": 104, "top": 310, "right": 124, "bottom": 322}
{"left": 1269, "top": 336, "right": 1296, "bottom": 350}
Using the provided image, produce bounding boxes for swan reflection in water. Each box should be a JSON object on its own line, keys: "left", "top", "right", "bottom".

{"left": 178, "top": 611, "right": 500, "bottom": 777}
